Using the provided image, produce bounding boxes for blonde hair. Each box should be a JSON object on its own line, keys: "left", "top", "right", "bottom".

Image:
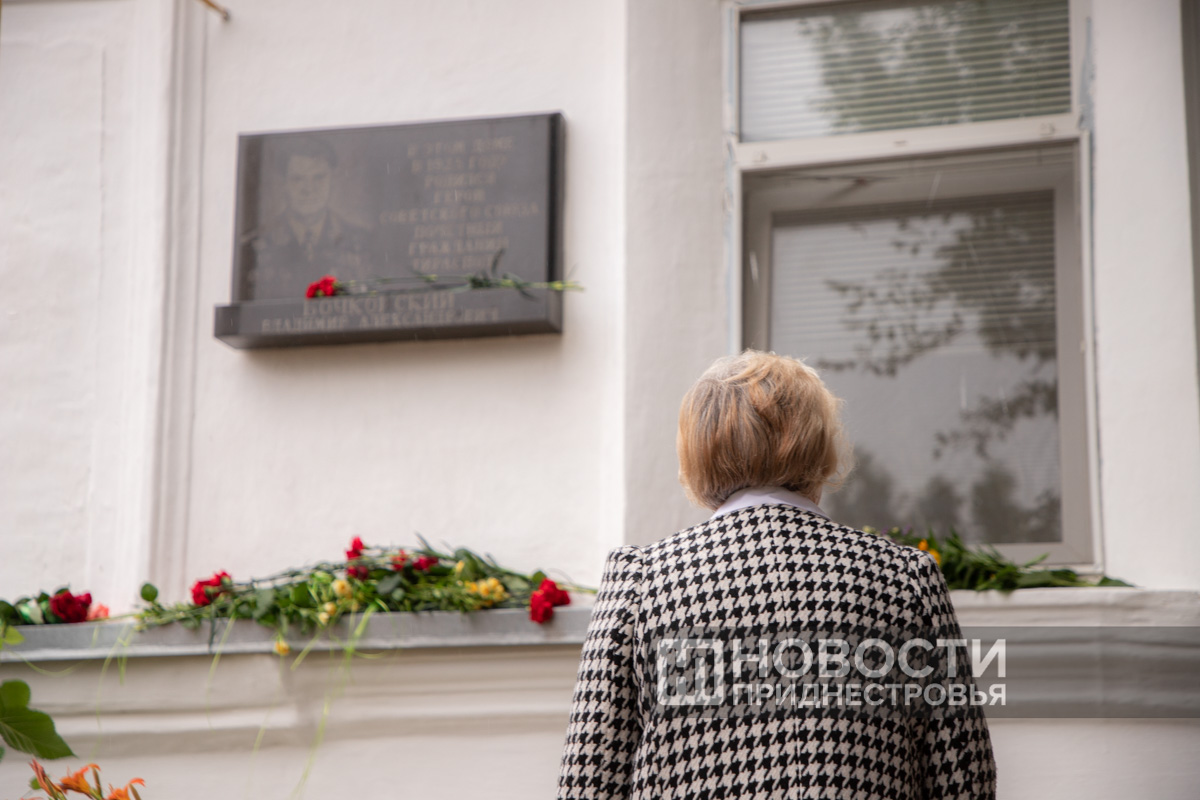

{"left": 677, "top": 350, "right": 852, "bottom": 510}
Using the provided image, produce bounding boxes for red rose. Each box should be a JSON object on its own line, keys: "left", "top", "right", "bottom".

{"left": 190, "top": 571, "right": 231, "bottom": 606}
{"left": 529, "top": 590, "right": 555, "bottom": 624}
{"left": 538, "top": 578, "right": 571, "bottom": 607}
{"left": 305, "top": 281, "right": 320, "bottom": 299}
{"left": 49, "top": 590, "right": 93, "bottom": 623}
{"left": 391, "top": 550, "right": 409, "bottom": 571}
{"left": 413, "top": 556, "right": 437, "bottom": 572}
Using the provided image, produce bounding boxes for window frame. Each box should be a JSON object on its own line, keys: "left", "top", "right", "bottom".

{"left": 723, "top": 0, "right": 1101, "bottom": 567}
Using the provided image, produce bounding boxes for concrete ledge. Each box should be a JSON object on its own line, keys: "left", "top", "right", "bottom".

{"left": 0, "top": 606, "right": 594, "bottom": 663}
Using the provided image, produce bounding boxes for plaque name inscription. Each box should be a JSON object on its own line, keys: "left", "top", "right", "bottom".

{"left": 215, "top": 113, "right": 563, "bottom": 349}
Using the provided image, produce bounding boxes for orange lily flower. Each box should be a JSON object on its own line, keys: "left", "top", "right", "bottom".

{"left": 30, "top": 760, "right": 65, "bottom": 800}
{"left": 105, "top": 778, "right": 145, "bottom": 800}
{"left": 59, "top": 764, "right": 100, "bottom": 795}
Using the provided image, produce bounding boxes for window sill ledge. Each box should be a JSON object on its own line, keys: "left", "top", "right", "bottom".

{"left": 2, "top": 588, "right": 1195, "bottom": 664}
{"left": 950, "top": 587, "right": 1200, "bottom": 626}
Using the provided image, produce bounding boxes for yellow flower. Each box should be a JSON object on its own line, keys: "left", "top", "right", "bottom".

{"left": 323, "top": 602, "right": 337, "bottom": 615}
{"left": 454, "top": 561, "right": 466, "bottom": 575}
{"left": 929, "top": 548, "right": 942, "bottom": 567}
{"left": 332, "top": 579, "right": 351, "bottom": 598}
{"left": 466, "top": 576, "right": 507, "bottom": 607}
{"left": 917, "top": 539, "right": 929, "bottom": 551}
{"left": 917, "top": 540, "right": 942, "bottom": 566}
{"left": 318, "top": 611, "right": 331, "bottom": 626}
{"left": 273, "top": 638, "right": 291, "bottom": 656}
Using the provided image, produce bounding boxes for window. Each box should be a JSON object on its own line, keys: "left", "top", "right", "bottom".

{"left": 731, "top": 0, "right": 1094, "bottom": 564}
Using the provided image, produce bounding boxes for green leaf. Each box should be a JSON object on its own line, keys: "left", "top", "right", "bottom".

{"left": 252, "top": 588, "right": 276, "bottom": 621}
{"left": 290, "top": 584, "right": 313, "bottom": 607}
{"left": 530, "top": 571, "right": 547, "bottom": 588}
{"left": 140, "top": 583, "right": 159, "bottom": 603}
{"left": 3, "top": 627, "right": 23, "bottom": 646}
{"left": 0, "top": 680, "right": 74, "bottom": 760}
{"left": 0, "top": 682, "right": 30, "bottom": 709}
{"left": 376, "top": 574, "right": 404, "bottom": 596}
{"left": 17, "top": 601, "right": 43, "bottom": 626}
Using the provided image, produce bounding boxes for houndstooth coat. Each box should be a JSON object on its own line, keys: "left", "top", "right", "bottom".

{"left": 557, "top": 503, "right": 997, "bottom": 799}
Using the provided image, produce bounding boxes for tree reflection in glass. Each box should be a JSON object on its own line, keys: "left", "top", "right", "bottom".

{"left": 772, "top": 193, "right": 1062, "bottom": 543}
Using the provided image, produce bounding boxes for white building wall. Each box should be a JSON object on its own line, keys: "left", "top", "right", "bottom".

{"left": 1090, "top": 0, "right": 1200, "bottom": 590}
{"left": 0, "top": 0, "right": 144, "bottom": 604}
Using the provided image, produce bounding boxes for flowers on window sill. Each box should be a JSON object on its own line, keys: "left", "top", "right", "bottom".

{"left": 870, "top": 527, "right": 1131, "bottom": 591}
{"left": 0, "top": 590, "right": 108, "bottom": 628}
{"left": 189, "top": 571, "right": 231, "bottom": 606}
{"left": 529, "top": 578, "right": 571, "bottom": 623}
{"left": 135, "top": 537, "right": 593, "bottom": 646}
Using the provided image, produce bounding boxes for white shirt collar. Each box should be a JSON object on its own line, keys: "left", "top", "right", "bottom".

{"left": 710, "top": 485, "right": 829, "bottom": 520}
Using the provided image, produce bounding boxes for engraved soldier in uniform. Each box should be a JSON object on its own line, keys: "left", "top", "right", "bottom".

{"left": 241, "top": 136, "right": 373, "bottom": 300}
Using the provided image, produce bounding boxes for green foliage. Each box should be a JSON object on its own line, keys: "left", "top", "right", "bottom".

{"left": 0, "top": 593, "right": 57, "bottom": 626}
{"left": 0, "top": 680, "right": 74, "bottom": 762}
{"left": 875, "top": 527, "right": 1131, "bottom": 591}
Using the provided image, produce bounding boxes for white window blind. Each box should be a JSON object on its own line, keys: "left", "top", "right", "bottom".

{"left": 770, "top": 192, "right": 1062, "bottom": 543}
{"left": 740, "top": 0, "right": 1071, "bottom": 142}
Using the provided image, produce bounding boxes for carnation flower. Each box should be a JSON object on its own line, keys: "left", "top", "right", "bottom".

{"left": 305, "top": 274, "right": 341, "bottom": 298}
{"left": 529, "top": 590, "right": 555, "bottom": 623}
{"left": 190, "top": 571, "right": 231, "bottom": 606}
{"left": 528, "top": 579, "right": 570, "bottom": 624}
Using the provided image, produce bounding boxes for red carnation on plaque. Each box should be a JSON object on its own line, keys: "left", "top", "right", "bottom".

{"left": 190, "top": 571, "right": 231, "bottom": 606}
{"left": 305, "top": 275, "right": 341, "bottom": 298}
{"left": 528, "top": 578, "right": 571, "bottom": 624}
{"left": 391, "top": 550, "right": 410, "bottom": 571}
{"left": 412, "top": 555, "right": 437, "bottom": 572}
{"left": 49, "top": 589, "right": 93, "bottom": 623}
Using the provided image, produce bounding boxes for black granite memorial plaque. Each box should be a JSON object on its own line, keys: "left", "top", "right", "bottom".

{"left": 215, "top": 113, "right": 564, "bottom": 348}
